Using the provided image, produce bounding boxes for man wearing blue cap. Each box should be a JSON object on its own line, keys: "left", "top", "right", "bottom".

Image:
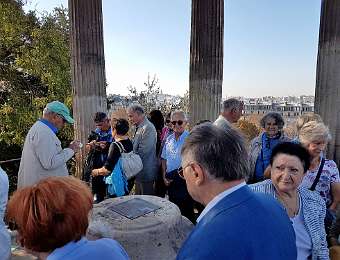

{"left": 17, "top": 101, "right": 81, "bottom": 188}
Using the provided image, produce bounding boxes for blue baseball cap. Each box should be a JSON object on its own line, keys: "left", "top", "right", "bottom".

{"left": 46, "top": 101, "right": 74, "bottom": 124}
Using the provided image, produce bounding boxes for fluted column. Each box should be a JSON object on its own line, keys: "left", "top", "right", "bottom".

{"left": 189, "top": 0, "right": 224, "bottom": 125}
{"left": 69, "top": 0, "right": 107, "bottom": 178}
{"left": 315, "top": 0, "right": 340, "bottom": 165}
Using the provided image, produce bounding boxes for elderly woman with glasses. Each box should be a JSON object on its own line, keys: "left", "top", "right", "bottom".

{"left": 250, "top": 142, "right": 329, "bottom": 260}
{"left": 248, "top": 112, "right": 290, "bottom": 183}
{"left": 6, "top": 176, "right": 129, "bottom": 260}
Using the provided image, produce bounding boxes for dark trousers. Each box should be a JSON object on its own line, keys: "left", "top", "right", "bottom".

{"left": 168, "top": 176, "right": 195, "bottom": 223}
{"left": 170, "top": 195, "right": 195, "bottom": 224}
{"left": 155, "top": 166, "right": 167, "bottom": 198}
{"left": 92, "top": 175, "right": 106, "bottom": 202}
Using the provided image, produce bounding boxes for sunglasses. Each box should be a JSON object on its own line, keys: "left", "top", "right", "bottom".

{"left": 171, "top": 120, "right": 184, "bottom": 126}
{"left": 166, "top": 119, "right": 171, "bottom": 124}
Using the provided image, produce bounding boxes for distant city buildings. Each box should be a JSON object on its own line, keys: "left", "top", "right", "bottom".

{"left": 225, "top": 95, "right": 315, "bottom": 123}
{"left": 107, "top": 93, "right": 315, "bottom": 124}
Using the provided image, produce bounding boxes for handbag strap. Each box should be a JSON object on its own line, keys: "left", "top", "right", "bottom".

{"left": 310, "top": 157, "right": 325, "bottom": 191}
{"left": 114, "top": 141, "right": 126, "bottom": 154}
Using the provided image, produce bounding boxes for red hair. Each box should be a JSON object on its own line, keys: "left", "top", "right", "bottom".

{"left": 6, "top": 176, "right": 93, "bottom": 252}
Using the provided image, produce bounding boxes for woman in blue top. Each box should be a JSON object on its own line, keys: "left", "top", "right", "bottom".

{"left": 248, "top": 112, "right": 290, "bottom": 183}
{"left": 6, "top": 176, "right": 129, "bottom": 260}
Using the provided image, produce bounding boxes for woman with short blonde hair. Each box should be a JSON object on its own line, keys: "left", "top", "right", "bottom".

{"left": 295, "top": 113, "right": 323, "bottom": 135}
{"left": 299, "top": 121, "right": 340, "bottom": 211}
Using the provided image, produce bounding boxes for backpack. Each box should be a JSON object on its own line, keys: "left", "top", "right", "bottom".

{"left": 104, "top": 158, "right": 127, "bottom": 197}
{"left": 114, "top": 141, "right": 143, "bottom": 180}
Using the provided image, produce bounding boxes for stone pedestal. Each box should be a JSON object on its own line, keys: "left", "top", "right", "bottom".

{"left": 87, "top": 195, "right": 194, "bottom": 260}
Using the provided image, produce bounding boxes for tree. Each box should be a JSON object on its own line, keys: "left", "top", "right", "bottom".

{"left": 126, "top": 73, "right": 189, "bottom": 116}
{"left": 127, "top": 73, "right": 161, "bottom": 113}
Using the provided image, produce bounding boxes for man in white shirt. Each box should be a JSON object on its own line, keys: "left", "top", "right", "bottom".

{"left": 214, "top": 98, "right": 243, "bottom": 131}
{"left": 17, "top": 101, "right": 81, "bottom": 188}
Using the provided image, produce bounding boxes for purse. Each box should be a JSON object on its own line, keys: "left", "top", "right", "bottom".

{"left": 114, "top": 142, "right": 143, "bottom": 180}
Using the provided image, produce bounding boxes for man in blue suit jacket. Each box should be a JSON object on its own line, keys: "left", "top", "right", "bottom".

{"left": 177, "top": 123, "right": 297, "bottom": 260}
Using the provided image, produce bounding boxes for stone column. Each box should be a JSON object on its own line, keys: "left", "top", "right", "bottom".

{"left": 69, "top": 0, "right": 107, "bottom": 178}
{"left": 314, "top": 0, "right": 340, "bottom": 165}
{"left": 189, "top": 0, "right": 224, "bottom": 125}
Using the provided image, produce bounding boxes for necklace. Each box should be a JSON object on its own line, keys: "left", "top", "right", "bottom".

{"left": 276, "top": 192, "right": 299, "bottom": 217}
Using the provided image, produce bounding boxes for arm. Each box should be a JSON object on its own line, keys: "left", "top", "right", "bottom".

{"left": 92, "top": 143, "right": 120, "bottom": 177}
{"left": 318, "top": 200, "right": 330, "bottom": 259}
{"left": 160, "top": 144, "right": 171, "bottom": 186}
{"left": 34, "top": 130, "right": 74, "bottom": 170}
{"left": 161, "top": 159, "right": 171, "bottom": 186}
{"left": 329, "top": 205, "right": 340, "bottom": 246}
{"left": 329, "top": 162, "right": 340, "bottom": 210}
{"left": 330, "top": 182, "right": 340, "bottom": 210}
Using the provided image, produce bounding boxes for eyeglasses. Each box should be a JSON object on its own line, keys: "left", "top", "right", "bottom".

{"left": 177, "top": 163, "right": 194, "bottom": 179}
{"left": 165, "top": 119, "right": 171, "bottom": 124}
{"left": 171, "top": 120, "right": 184, "bottom": 126}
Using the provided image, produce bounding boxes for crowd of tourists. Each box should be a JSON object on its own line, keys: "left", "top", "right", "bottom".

{"left": 1, "top": 99, "right": 340, "bottom": 259}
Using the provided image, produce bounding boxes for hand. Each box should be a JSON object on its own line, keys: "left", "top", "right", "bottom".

{"left": 69, "top": 140, "right": 82, "bottom": 152}
{"left": 87, "top": 140, "right": 96, "bottom": 148}
{"left": 163, "top": 177, "right": 172, "bottom": 186}
{"left": 91, "top": 169, "right": 99, "bottom": 177}
{"left": 97, "top": 141, "right": 107, "bottom": 149}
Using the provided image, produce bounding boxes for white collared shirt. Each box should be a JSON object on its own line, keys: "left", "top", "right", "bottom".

{"left": 196, "top": 181, "right": 246, "bottom": 223}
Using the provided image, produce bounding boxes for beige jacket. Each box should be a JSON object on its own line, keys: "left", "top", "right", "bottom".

{"left": 17, "top": 121, "right": 74, "bottom": 188}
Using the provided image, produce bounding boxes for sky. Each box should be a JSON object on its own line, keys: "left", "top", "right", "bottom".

{"left": 24, "top": 0, "right": 321, "bottom": 98}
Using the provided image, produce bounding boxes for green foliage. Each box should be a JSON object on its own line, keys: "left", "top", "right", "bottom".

{"left": 0, "top": 0, "right": 72, "bottom": 147}
{"left": 0, "top": 1, "right": 73, "bottom": 191}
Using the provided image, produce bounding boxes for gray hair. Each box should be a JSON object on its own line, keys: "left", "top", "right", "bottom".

{"left": 43, "top": 107, "right": 53, "bottom": 117}
{"left": 298, "top": 121, "right": 331, "bottom": 145}
{"left": 171, "top": 110, "right": 187, "bottom": 121}
{"left": 127, "top": 104, "right": 145, "bottom": 115}
{"left": 181, "top": 123, "right": 249, "bottom": 181}
{"left": 222, "top": 98, "right": 242, "bottom": 112}
{"left": 260, "top": 112, "right": 285, "bottom": 130}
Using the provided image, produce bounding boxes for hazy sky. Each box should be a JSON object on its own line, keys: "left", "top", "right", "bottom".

{"left": 24, "top": 0, "right": 321, "bottom": 98}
